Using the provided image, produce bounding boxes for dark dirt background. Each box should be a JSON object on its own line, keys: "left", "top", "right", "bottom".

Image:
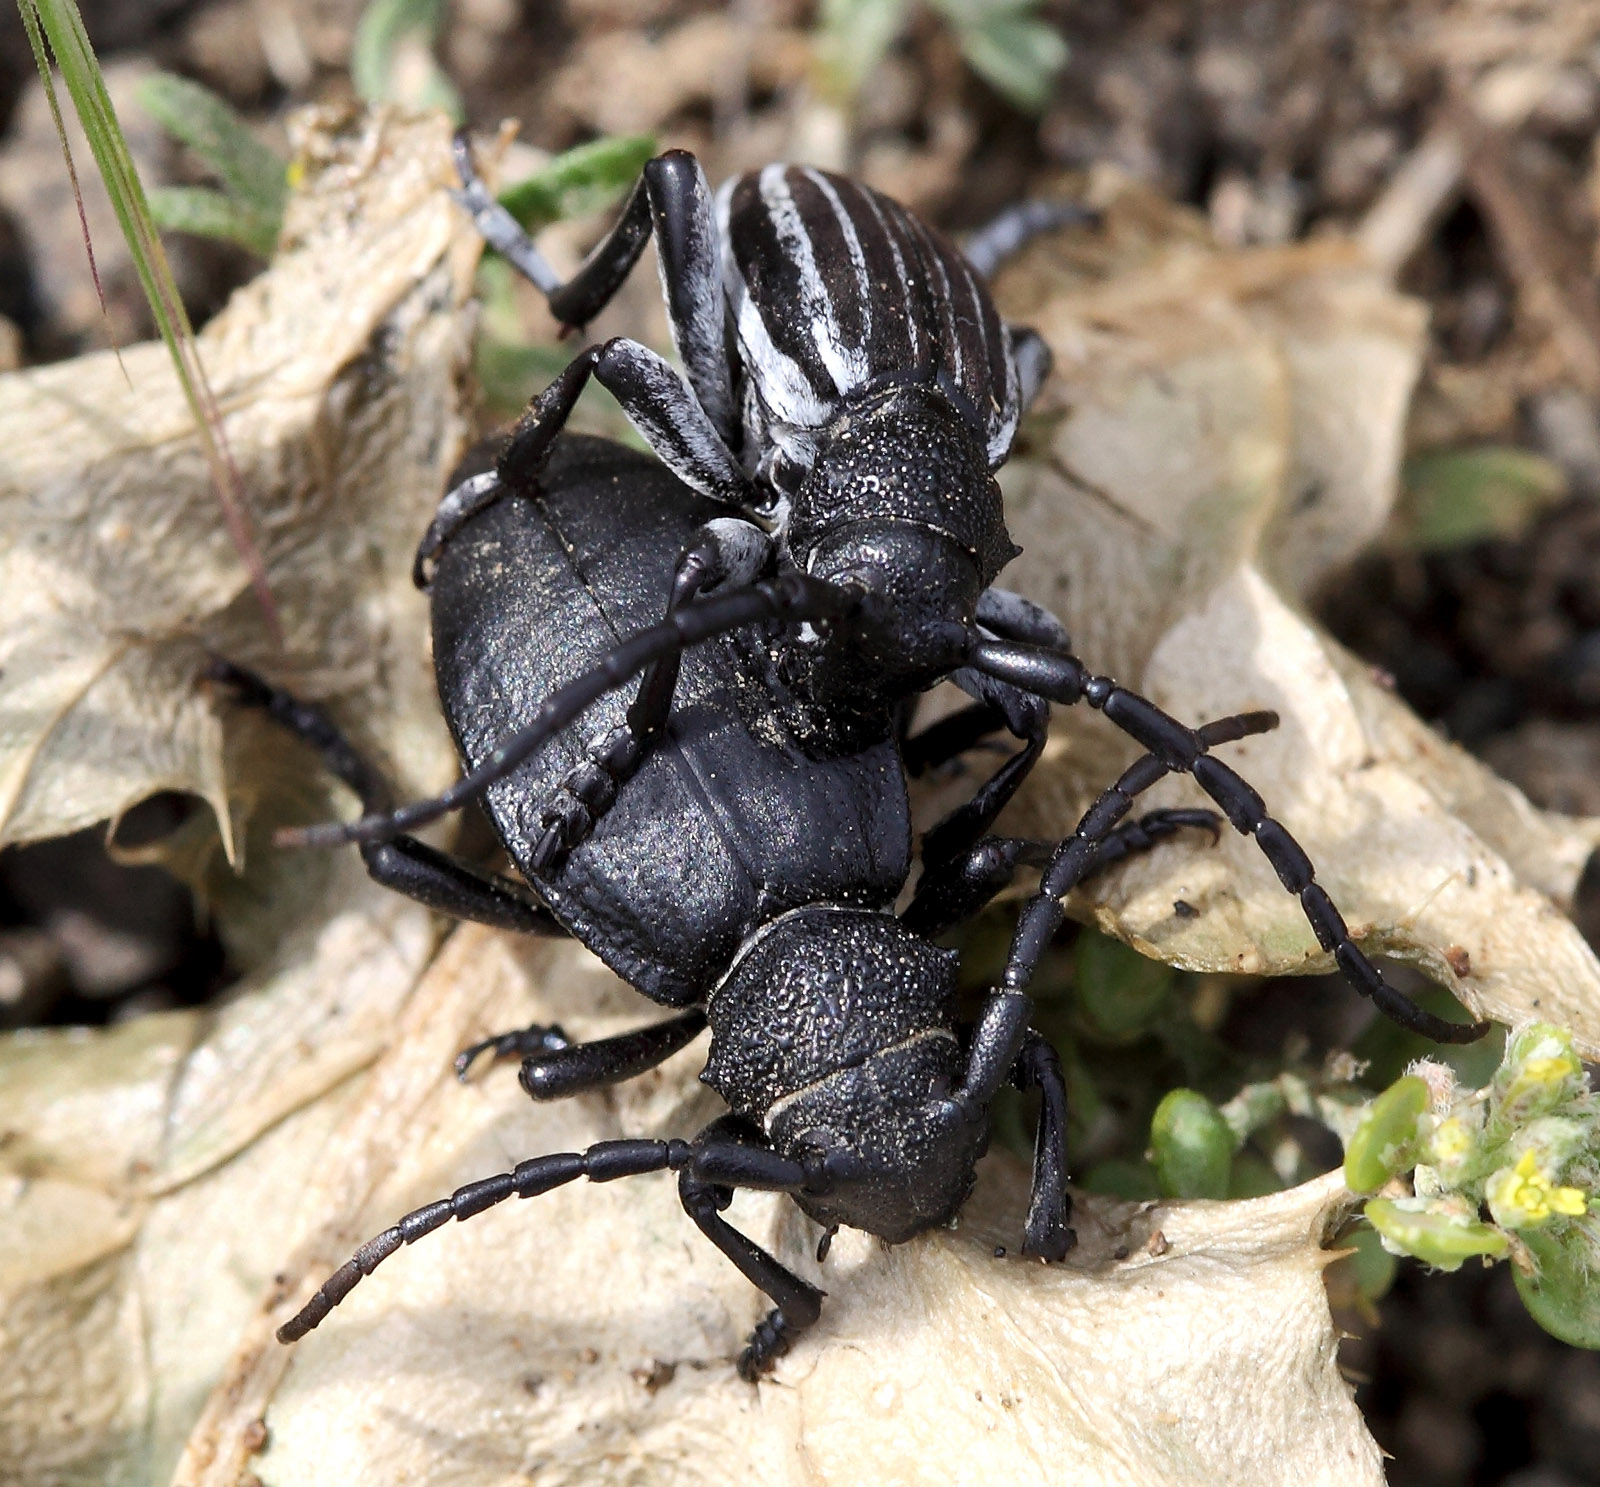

{"left": 3, "top": 3, "right": 1600, "bottom": 1483}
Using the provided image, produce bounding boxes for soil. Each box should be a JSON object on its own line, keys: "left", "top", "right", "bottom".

{"left": 3, "top": 3, "right": 1599, "bottom": 1483}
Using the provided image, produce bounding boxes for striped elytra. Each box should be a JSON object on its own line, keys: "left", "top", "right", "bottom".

{"left": 717, "top": 164, "right": 1022, "bottom": 476}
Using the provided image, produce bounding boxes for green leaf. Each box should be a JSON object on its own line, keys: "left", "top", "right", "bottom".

{"left": 147, "top": 185, "right": 279, "bottom": 257}
{"left": 1074, "top": 929, "right": 1173, "bottom": 1040}
{"left": 17, "top": 0, "right": 279, "bottom": 638}
{"left": 1150, "top": 1088, "right": 1234, "bottom": 1199}
{"left": 1079, "top": 1158, "right": 1160, "bottom": 1200}
{"left": 1343, "top": 1075, "right": 1428, "bottom": 1192}
{"left": 814, "top": 0, "right": 911, "bottom": 101}
{"left": 1396, "top": 446, "right": 1568, "bottom": 550}
{"left": 929, "top": 1, "right": 1067, "bottom": 112}
{"left": 1364, "top": 1198, "right": 1509, "bottom": 1271}
{"left": 1513, "top": 1224, "right": 1600, "bottom": 1348}
{"left": 474, "top": 335, "right": 574, "bottom": 419}
{"left": 351, "top": 0, "right": 463, "bottom": 121}
{"left": 498, "top": 135, "right": 657, "bottom": 233}
{"left": 136, "top": 71, "right": 286, "bottom": 223}
{"left": 1336, "top": 1223, "right": 1399, "bottom": 1305}
{"left": 1228, "top": 1152, "right": 1287, "bottom": 1199}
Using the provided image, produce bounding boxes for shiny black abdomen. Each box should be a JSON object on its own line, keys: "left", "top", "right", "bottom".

{"left": 429, "top": 435, "right": 912, "bottom": 1004}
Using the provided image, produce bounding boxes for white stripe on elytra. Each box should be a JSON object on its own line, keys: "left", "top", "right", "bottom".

{"left": 715, "top": 175, "right": 832, "bottom": 434}
{"left": 988, "top": 322, "right": 1021, "bottom": 467}
{"left": 910, "top": 213, "right": 964, "bottom": 388}
{"left": 758, "top": 164, "right": 866, "bottom": 394}
{"left": 801, "top": 167, "right": 872, "bottom": 350}
{"left": 858, "top": 188, "right": 922, "bottom": 365}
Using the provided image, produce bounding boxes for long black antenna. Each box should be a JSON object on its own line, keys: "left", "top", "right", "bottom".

{"left": 278, "top": 573, "right": 867, "bottom": 849}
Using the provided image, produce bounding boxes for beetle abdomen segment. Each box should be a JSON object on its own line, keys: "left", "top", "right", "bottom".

{"left": 430, "top": 437, "right": 913, "bottom": 1006}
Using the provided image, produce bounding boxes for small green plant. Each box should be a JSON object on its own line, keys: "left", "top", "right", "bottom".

{"left": 138, "top": 72, "right": 287, "bottom": 256}
{"left": 496, "top": 135, "right": 656, "bottom": 234}
{"left": 1344, "top": 1024, "right": 1600, "bottom": 1346}
{"left": 817, "top": 0, "right": 1068, "bottom": 114}
{"left": 1396, "top": 446, "right": 1567, "bottom": 550}
{"left": 351, "top": 0, "right": 463, "bottom": 121}
{"left": 471, "top": 135, "right": 656, "bottom": 420}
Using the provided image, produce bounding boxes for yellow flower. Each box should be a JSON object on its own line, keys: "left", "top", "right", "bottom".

{"left": 1486, "top": 1150, "right": 1589, "bottom": 1229}
{"left": 1429, "top": 1115, "right": 1475, "bottom": 1173}
{"left": 1497, "top": 1027, "right": 1584, "bottom": 1120}
{"left": 1522, "top": 1054, "right": 1581, "bottom": 1087}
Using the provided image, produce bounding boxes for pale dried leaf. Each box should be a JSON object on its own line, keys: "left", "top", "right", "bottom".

{"left": 0, "top": 922, "right": 1378, "bottom": 1487}
{"left": 0, "top": 874, "right": 434, "bottom": 1487}
{"left": 0, "top": 105, "right": 476, "bottom": 856}
{"left": 994, "top": 225, "right": 1600, "bottom": 1053}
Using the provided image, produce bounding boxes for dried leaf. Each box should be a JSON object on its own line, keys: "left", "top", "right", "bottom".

{"left": 0, "top": 878, "right": 434, "bottom": 1485}
{"left": 2, "top": 923, "right": 1381, "bottom": 1487}
{"left": 0, "top": 105, "right": 477, "bottom": 859}
{"left": 993, "top": 216, "right": 1600, "bottom": 1053}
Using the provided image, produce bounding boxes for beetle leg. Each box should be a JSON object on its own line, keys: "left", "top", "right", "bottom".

{"left": 901, "top": 806, "right": 1220, "bottom": 939}
{"left": 678, "top": 1116, "right": 825, "bottom": 1383}
{"left": 975, "top": 586, "right": 1073, "bottom": 649}
{"left": 963, "top": 197, "right": 1099, "bottom": 280}
{"left": 454, "top": 1021, "right": 571, "bottom": 1082}
{"left": 1010, "top": 1031, "right": 1074, "bottom": 1261}
{"left": 910, "top": 588, "right": 1071, "bottom": 867}
{"left": 1010, "top": 326, "right": 1053, "bottom": 413}
{"left": 454, "top": 139, "right": 737, "bottom": 441}
{"left": 454, "top": 1007, "right": 708, "bottom": 1093}
{"left": 967, "top": 635, "right": 1491, "bottom": 1044}
{"left": 915, "top": 692, "right": 1047, "bottom": 870}
{"left": 413, "top": 469, "right": 504, "bottom": 589}
{"left": 205, "top": 660, "right": 563, "bottom": 936}
{"left": 499, "top": 337, "right": 756, "bottom": 511}
{"left": 901, "top": 700, "right": 1007, "bottom": 777}
{"left": 450, "top": 132, "right": 564, "bottom": 295}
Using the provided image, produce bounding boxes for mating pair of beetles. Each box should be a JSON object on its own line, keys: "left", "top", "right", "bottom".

{"left": 221, "top": 141, "right": 1485, "bottom": 1381}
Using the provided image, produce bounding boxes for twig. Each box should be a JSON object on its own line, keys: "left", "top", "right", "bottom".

{"left": 1449, "top": 96, "right": 1600, "bottom": 396}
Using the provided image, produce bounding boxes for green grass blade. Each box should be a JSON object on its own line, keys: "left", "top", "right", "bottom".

{"left": 15, "top": 0, "right": 112, "bottom": 358}
{"left": 20, "top": 0, "right": 281, "bottom": 640}
{"left": 136, "top": 71, "right": 287, "bottom": 223}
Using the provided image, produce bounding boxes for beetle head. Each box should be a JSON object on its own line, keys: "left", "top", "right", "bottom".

{"left": 787, "top": 386, "right": 1018, "bottom": 692}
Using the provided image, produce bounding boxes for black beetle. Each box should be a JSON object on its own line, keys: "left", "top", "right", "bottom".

{"left": 216, "top": 434, "right": 1238, "bottom": 1377}
{"left": 288, "top": 147, "right": 1486, "bottom": 1058}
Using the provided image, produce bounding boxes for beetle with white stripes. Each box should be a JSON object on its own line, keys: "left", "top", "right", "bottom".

{"left": 413, "top": 142, "right": 1075, "bottom": 877}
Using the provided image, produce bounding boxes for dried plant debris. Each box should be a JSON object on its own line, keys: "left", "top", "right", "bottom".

{"left": 0, "top": 105, "right": 473, "bottom": 871}
{"left": 0, "top": 874, "right": 434, "bottom": 1487}
{"left": 987, "top": 184, "right": 1600, "bottom": 1053}
{"left": 2, "top": 924, "right": 1382, "bottom": 1487}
